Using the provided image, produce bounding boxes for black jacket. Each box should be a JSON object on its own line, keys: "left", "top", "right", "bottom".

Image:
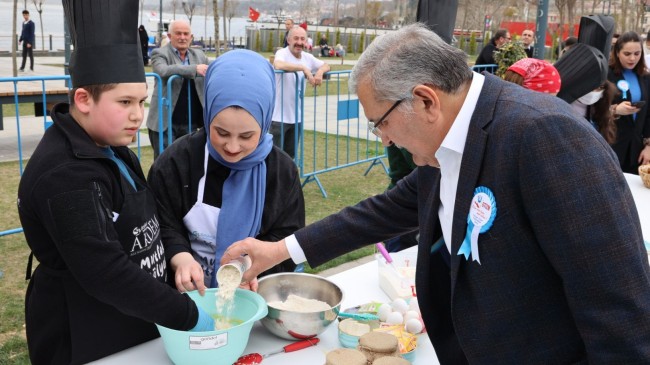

{"left": 18, "top": 103, "right": 199, "bottom": 365}
{"left": 148, "top": 128, "right": 303, "bottom": 275}
{"left": 475, "top": 42, "right": 497, "bottom": 65}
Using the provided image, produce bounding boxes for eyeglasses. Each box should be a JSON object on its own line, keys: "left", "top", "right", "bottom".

{"left": 367, "top": 99, "right": 404, "bottom": 137}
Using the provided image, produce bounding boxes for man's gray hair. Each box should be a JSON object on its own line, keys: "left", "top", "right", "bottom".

{"left": 169, "top": 19, "right": 191, "bottom": 34}
{"left": 349, "top": 23, "right": 472, "bottom": 103}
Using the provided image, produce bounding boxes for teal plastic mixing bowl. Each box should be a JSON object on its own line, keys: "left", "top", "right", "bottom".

{"left": 156, "top": 288, "right": 268, "bottom": 365}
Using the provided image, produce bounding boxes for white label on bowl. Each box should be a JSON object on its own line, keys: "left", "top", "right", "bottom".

{"left": 188, "top": 333, "right": 228, "bottom": 350}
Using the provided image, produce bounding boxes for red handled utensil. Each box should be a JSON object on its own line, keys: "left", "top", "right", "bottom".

{"left": 233, "top": 338, "right": 320, "bottom": 365}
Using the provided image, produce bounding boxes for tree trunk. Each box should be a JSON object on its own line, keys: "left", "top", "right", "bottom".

{"left": 12, "top": 0, "right": 17, "bottom": 76}
{"left": 460, "top": 0, "right": 470, "bottom": 33}
{"left": 567, "top": 0, "right": 577, "bottom": 37}
{"left": 39, "top": 11, "right": 45, "bottom": 51}
{"left": 213, "top": 0, "right": 220, "bottom": 56}
{"left": 555, "top": 0, "right": 566, "bottom": 41}
{"left": 222, "top": 0, "right": 228, "bottom": 50}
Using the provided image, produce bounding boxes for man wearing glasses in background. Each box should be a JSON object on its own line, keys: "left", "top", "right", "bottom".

{"left": 474, "top": 29, "right": 510, "bottom": 66}
{"left": 223, "top": 23, "right": 650, "bottom": 364}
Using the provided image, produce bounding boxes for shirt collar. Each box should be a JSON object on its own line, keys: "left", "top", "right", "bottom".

{"left": 172, "top": 46, "right": 190, "bottom": 63}
{"left": 438, "top": 71, "right": 485, "bottom": 155}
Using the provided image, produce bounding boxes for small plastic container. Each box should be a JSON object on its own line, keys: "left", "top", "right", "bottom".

{"left": 216, "top": 255, "right": 251, "bottom": 288}
{"left": 376, "top": 251, "right": 417, "bottom": 301}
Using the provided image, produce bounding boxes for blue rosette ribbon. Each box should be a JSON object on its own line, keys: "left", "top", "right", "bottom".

{"left": 617, "top": 80, "right": 629, "bottom": 100}
{"left": 457, "top": 186, "right": 497, "bottom": 265}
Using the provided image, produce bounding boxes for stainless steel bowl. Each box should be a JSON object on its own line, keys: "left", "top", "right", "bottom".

{"left": 257, "top": 272, "right": 343, "bottom": 340}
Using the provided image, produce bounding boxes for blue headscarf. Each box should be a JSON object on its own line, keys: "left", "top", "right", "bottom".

{"left": 203, "top": 50, "right": 275, "bottom": 286}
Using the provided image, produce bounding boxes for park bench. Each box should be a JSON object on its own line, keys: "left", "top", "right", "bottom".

{"left": 0, "top": 88, "right": 69, "bottom": 130}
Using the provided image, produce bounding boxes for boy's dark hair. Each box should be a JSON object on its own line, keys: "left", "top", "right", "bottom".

{"left": 22, "top": 10, "right": 29, "bottom": 15}
{"left": 68, "top": 84, "right": 117, "bottom": 107}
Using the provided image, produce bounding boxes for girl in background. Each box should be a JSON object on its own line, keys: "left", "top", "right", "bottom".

{"left": 608, "top": 31, "right": 650, "bottom": 173}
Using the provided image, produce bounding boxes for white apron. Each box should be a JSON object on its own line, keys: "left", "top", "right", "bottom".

{"left": 182, "top": 146, "right": 221, "bottom": 287}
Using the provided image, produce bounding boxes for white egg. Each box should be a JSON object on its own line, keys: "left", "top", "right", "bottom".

{"left": 408, "top": 297, "right": 419, "bottom": 312}
{"left": 405, "top": 318, "right": 424, "bottom": 334}
{"left": 391, "top": 298, "right": 409, "bottom": 314}
{"left": 404, "top": 310, "right": 420, "bottom": 323}
{"left": 377, "top": 303, "right": 393, "bottom": 322}
{"left": 385, "top": 311, "right": 404, "bottom": 325}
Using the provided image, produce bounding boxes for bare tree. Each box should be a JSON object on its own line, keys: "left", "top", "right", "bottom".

{"left": 222, "top": 0, "right": 228, "bottom": 49}
{"left": 273, "top": 7, "right": 284, "bottom": 47}
{"left": 227, "top": 0, "right": 238, "bottom": 44}
{"left": 32, "top": 0, "right": 45, "bottom": 51}
{"left": 620, "top": 0, "right": 629, "bottom": 32}
{"left": 213, "top": 0, "right": 220, "bottom": 56}
{"left": 140, "top": 0, "right": 144, "bottom": 26}
{"left": 633, "top": 0, "right": 645, "bottom": 33}
{"left": 366, "top": 1, "right": 382, "bottom": 32}
{"left": 567, "top": 0, "right": 577, "bottom": 37}
{"left": 183, "top": 1, "right": 198, "bottom": 25}
{"left": 555, "top": 0, "right": 567, "bottom": 41}
{"left": 334, "top": 0, "right": 340, "bottom": 26}
{"left": 12, "top": 0, "right": 18, "bottom": 76}
{"left": 297, "top": 0, "right": 312, "bottom": 23}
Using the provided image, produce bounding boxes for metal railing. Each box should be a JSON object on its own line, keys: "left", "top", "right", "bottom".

{"left": 0, "top": 70, "right": 388, "bottom": 236}
{"left": 0, "top": 73, "right": 162, "bottom": 237}
{"left": 471, "top": 64, "right": 498, "bottom": 74}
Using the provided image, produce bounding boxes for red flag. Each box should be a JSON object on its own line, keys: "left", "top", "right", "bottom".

{"left": 248, "top": 7, "right": 260, "bottom": 22}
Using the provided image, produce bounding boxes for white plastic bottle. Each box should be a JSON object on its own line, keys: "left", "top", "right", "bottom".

{"left": 216, "top": 255, "right": 252, "bottom": 288}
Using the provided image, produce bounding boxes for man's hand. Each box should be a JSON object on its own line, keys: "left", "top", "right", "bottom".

{"left": 26, "top": 43, "right": 32, "bottom": 48}
{"left": 312, "top": 73, "right": 324, "bottom": 86}
{"left": 221, "top": 238, "right": 291, "bottom": 283}
{"left": 170, "top": 252, "right": 207, "bottom": 295}
{"left": 303, "top": 66, "right": 317, "bottom": 86}
{"left": 196, "top": 64, "right": 209, "bottom": 77}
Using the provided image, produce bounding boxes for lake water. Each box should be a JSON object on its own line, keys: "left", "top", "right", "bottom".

{"left": 0, "top": 2, "right": 255, "bottom": 52}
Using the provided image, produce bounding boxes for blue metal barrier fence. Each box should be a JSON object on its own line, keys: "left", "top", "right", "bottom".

{"left": 0, "top": 69, "right": 389, "bottom": 235}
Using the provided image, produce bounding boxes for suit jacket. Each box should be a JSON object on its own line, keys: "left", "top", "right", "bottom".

{"left": 20, "top": 19, "right": 35, "bottom": 45}
{"left": 524, "top": 45, "right": 533, "bottom": 57}
{"left": 295, "top": 74, "right": 650, "bottom": 364}
{"left": 146, "top": 45, "right": 209, "bottom": 132}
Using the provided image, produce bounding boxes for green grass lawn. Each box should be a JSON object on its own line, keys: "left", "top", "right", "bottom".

{"left": 0, "top": 130, "right": 388, "bottom": 363}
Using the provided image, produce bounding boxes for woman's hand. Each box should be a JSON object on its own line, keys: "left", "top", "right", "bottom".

{"left": 170, "top": 252, "right": 206, "bottom": 295}
{"left": 638, "top": 145, "right": 650, "bottom": 166}
{"left": 615, "top": 101, "right": 641, "bottom": 116}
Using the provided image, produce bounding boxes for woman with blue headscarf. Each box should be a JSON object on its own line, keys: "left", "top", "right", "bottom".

{"left": 148, "top": 50, "right": 304, "bottom": 293}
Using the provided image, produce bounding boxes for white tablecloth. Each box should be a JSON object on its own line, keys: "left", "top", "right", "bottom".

{"left": 89, "top": 246, "right": 438, "bottom": 365}
{"left": 624, "top": 173, "right": 650, "bottom": 241}
{"left": 91, "top": 174, "right": 649, "bottom": 365}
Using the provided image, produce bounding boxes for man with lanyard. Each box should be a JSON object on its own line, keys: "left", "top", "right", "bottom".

{"left": 146, "top": 19, "right": 210, "bottom": 158}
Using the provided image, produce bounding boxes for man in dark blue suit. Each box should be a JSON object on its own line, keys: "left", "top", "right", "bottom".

{"left": 223, "top": 24, "right": 650, "bottom": 363}
{"left": 19, "top": 9, "right": 35, "bottom": 72}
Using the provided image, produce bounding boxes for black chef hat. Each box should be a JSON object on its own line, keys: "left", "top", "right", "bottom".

{"left": 63, "top": 0, "right": 145, "bottom": 88}
{"left": 577, "top": 15, "right": 615, "bottom": 59}
{"left": 554, "top": 43, "right": 608, "bottom": 104}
